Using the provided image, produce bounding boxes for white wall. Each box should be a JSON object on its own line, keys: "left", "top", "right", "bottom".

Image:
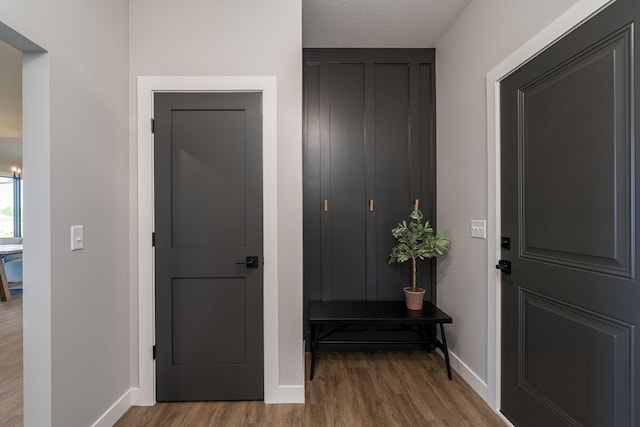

{"left": 0, "top": 39, "right": 21, "bottom": 139}
{"left": 0, "top": 0, "right": 131, "bottom": 425}
{"left": 129, "top": 0, "right": 304, "bottom": 391}
{"left": 436, "top": 0, "right": 579, "bottom": 389}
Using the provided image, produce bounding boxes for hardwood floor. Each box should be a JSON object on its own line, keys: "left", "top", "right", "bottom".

{"left": 117, "top": 351, "right": 506, "bottom": 426}
{"left": 0, "top": 289, "right": 22, "bottom": 426}
{"left": 0, "top": 296, "right": 505, "bottom": 427}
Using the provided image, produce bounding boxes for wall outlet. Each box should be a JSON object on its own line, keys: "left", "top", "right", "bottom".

{"left": 471, "top": 220, "right": 486, "bottom": 239}
{"left": 71, "top": 225, "right": 84, "bottom": 251}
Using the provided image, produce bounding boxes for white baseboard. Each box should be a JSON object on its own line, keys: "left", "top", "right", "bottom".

{"left": 264, "top": 385, "right": 305, "bottom": 404}
{"left": 129, "top": 387, "right": 153, "bottom": 406}
{"left": 436, "top": 349, "right": 514, "bottom": 425}
{"left": 438, "top": 348, "right": 488, "bottom": 401}
{"left": 91, "top": 388, "right": 134, "bottom": 427}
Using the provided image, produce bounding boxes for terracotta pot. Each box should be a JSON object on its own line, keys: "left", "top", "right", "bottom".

{"left": 404, "top": 287, "right": 425, "bottom": 310}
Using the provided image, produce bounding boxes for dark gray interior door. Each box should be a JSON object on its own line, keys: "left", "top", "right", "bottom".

{"left": 500, "top": 1, "right": 639, "bottom": 425}
{"left": 154, "top": 92, "right": 263, "bottom": 401}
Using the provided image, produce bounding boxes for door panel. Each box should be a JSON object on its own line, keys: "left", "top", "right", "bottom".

{"left": 373, "top": 62, "right": 436, "bottom": 300}
{"left": 325, "top": 63, "right": 367, "bottom": 300}
{"left": 171, "top": 278, "right": 248, "bottom": 366}
{"left": 303, "top": 63, "right": 323, "bottom": 304}
{"left": 155, "top": 92, "right": 263, "bottom": 401}
{"left": 520, "top": 25, "right": 632, "bottom": 276}
{"left": 500, "top": 1, "right": 638, "bottom": 425}
{"left": 171, "top": 109, "right": 247, "bottom": 249}
{"left": 519, "top": 290, "right": 632, "bottom": 426}
{"left": 374, "top": 63, "right": 411, "bottom": 300}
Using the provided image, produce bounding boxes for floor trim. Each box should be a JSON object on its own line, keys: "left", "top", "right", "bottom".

{"left": 438, "top": 349, "right": 512, "bottom": 426}
{"left": 444, "top": 349, "right": 488, "bottom": 401}
{"left": 267, "top": 385, "right": 305, "bottom": 404}
{"left": 91, "top": 388, "right": 133, "bottom": 427}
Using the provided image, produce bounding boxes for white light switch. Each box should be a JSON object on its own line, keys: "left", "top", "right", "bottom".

{"left": 71, "top": 225, "right": 84, "bottom": 251}
{"left": 471, "top": 220, "right": 486, "bottom": 239}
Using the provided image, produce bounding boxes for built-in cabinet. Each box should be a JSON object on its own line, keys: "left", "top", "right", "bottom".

{"left": 303, "top": 49, "right": 437, "bottom": 344}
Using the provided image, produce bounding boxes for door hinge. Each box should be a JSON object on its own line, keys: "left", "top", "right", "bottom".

{"left": 152, "top": 345, "right": 156, "bottom": 360}
{"left": 151, "top": 118, "right": 155, "bottom": 134}
{"left": 152, "top": 232, "right": 156, "bottom": 247}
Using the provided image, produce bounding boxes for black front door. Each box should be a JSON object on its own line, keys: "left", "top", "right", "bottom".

{"left": 154, "top": 92, "right": 263, "bottom": 401}
{"left": 500, "top": 1, "right": 639, "bottom": 425}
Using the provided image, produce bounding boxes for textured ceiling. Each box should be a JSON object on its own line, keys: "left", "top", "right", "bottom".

{"left": 303, "top": 0, "right": 471, "bottom": 48}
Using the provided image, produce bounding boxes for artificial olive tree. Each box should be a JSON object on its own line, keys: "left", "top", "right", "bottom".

{"left": 389, "top": 209, "right": 450, "bottom": 291}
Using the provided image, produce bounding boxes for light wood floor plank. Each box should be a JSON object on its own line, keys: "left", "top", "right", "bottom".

{"left": 0, "top": 293, "right": 506, "bottom": 427}
{"left": 0, "top": 290, "right": 22, "bottom": 425}
{"left": 117, "top": 352, "right": 506, "bottom": 426}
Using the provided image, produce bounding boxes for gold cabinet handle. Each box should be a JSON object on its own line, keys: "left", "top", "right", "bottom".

{"left": 414, "top": 199, "right": 419, "bottom": 211}
{"left": 323, "top": 199, "right": 328, "bottom": 212}
{"left": 369, "top": 199, "right": 374, "bottom": 212}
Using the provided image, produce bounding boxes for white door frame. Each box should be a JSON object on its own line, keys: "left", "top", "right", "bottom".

{"left": 136, "top": 76, "right": 280, "bottom": 405}
{"left": 0, "top": 22, "right": 52, "bottom": 427}
{"left": 485, "top": 0, "right": 615, "bottom": 411}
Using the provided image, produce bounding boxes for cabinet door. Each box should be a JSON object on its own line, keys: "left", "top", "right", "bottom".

{"left": 322, "top": 62, "right": 368, "bottom": 300}
{"left": 371, "top": 61, "right": 436, "bottom": 301}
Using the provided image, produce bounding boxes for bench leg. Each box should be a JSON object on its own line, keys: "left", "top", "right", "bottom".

{"left": 440, "top": 323, "right": 452, "bottom": 380}
{"left": 310, "top": 323, "right": 319, "bottom": 380}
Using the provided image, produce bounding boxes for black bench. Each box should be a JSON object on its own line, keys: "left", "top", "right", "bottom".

{"left": 308, "top": 300, "right": 453, "bottom": 380}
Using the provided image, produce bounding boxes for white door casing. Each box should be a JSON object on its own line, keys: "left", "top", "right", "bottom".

{"left": 135, "top": 76, "right": 290, "bottom": 405}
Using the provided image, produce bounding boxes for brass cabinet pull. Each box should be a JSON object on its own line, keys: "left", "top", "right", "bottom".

{"left": 323, "top": 199, "right": 328, "bottom": 212}
{"left": 414, "top": 199, "right": 420, "bottom": 211}
{"left": 369, "top": 199, "right": 374, "bottom": 212}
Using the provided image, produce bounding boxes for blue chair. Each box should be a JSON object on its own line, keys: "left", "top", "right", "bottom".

{"left": 4, "top": 254, "right": 22, "bottom": 284}
{"left": 0, "top": 237, "right": 22, "bottom": 285}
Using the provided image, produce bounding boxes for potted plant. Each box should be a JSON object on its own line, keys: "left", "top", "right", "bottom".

{"left": 389, "top": 209, "right": 450, "bottom": 310}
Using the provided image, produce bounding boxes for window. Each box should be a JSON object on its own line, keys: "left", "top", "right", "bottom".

{"left": 0, "top": 171, "right": 22, "bottom": 238}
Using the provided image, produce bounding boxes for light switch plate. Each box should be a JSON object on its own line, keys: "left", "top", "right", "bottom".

{"left": 71, "top": 225, "right": 84, "bottom": 251}
{"left": 471, "top": 220, "right": 486, "bottom": 239}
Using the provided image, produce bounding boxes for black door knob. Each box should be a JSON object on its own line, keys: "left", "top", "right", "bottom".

{"left": 235, "top": 256, "right": 259, "bottom": 269}
{"left": 495, "top": 260, "right": 511, "bottom": 274}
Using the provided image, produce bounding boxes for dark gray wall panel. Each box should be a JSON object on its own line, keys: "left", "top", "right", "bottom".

{"left": 520, "top": 290, "right": 633, "bottom": 426}
{"left": 327, "top": 63, "right": 367, "bottom": 300}
{"left": 303, "top": 49, "right": 437, "bottom": 347}
{"left": 374, "top": 63, "right": 412, "bottom": 299}
{"left": 418, "top": 63, "right": 437, "bottom": 302}
{"left": 303, "top": 63, "right": 323, "bottom": 303}
{"left": 520, "top": 26, "right": 633, "bottom": 278}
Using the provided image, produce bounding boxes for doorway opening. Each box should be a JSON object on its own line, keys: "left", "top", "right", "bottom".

{"left": 0, "top": 36, "right": 23, "bottom": 423}
{"left": 0, "top": 21, "right": 50, "bottom": 427}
